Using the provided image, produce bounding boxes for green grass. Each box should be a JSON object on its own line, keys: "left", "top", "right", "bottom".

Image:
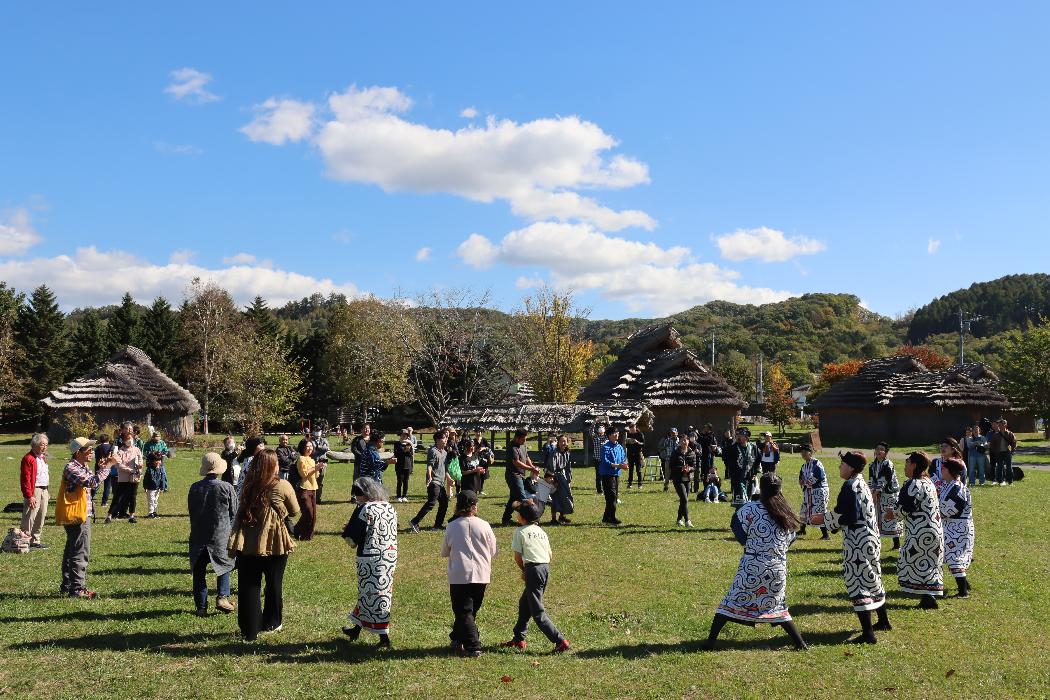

{"left": 2, "top": 434, "right": 1049, "bottom": 700}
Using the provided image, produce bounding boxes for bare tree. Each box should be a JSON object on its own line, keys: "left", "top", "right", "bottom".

{"left": 388, "top": 288, "right": 510, "bottom": 426}
{"left": 180, "top": 278, "right": 238, "bottom": 434}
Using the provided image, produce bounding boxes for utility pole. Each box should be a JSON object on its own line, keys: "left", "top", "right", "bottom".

{"left": 710, "top": 329, "right": 716, "bottom": 367}
{"left": 957, "top": 309, "right": 982, "bottom": 365}
{"left": 756, "top": 352, "right": 765, "bottom": 404}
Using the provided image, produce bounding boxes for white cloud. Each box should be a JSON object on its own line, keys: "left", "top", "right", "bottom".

{"left": 714, "top": 227, "right": 826, "bottom": 262}
{"left": 223, "top": 252, "right": 257, "bottom": 265}
{"left": 0, "top": 247, "right": 359, "bottom": 309}
{"left": 0, "top": 207, "right": 43, "bottom": 255}
{"left": 240, "top": 98, "right": 316, "bottom": 145}
{"left": 458, "top": 223, "right": 792, "bottom": 315}
{"left": 153, "top": 141, "right": 203, "bottom": 156}
{"left": 460, "top": 106, "right": 478, "bottom": 119}
{"left": 168, "top": 249, "right": 196, "bottom": 264}
{"left": 245, "top": 84, "right": 653, "bottom": 230}
{"left": 928, "top": 238, "right": 941, "bottom": 254}
{"left": 515, "top": 276, "right": 543, "bottom": 289}
{"left": 414, "top": 247, "right": 432, "bottom": 262}
{"left": 164, "top": 67, "right": 219, "bottom": 104}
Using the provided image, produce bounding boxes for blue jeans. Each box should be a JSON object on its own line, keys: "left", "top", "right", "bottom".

{"left": 192, "top": 550, "right": 231, "bottom": 610}
{"left": 702, "top": 483, "right": 719, "bottom": 501}
{"left": 967, "top": 454, "right": 987, "bottom": 486}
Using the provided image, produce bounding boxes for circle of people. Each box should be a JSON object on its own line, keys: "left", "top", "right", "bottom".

{"left": 17, "top": 415, "right": 1010, "bottom": 655}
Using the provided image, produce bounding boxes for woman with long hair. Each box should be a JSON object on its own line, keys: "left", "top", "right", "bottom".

{"left": 341, "top": 478, "right": 398, "bottom": 648}
{"left": 228, "top": 449, "right": 300, "bottom": 641}
{"left": 896, "top": 451, "right": 945, "bottom": 609}
{"left": 812, "top": 451, "right": 891, "bottom": 644}
{"left": 704, "top": 472, "right": 807, "bottom": 650}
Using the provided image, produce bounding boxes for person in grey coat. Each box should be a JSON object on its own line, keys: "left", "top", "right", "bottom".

{"left": 188, "top": 452, "right": 238, "bottom": 616}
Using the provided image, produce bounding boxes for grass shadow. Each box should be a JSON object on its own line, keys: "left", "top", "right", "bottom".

{"left": 572, "top": 629, "right": 854, "bottom": 658}
{"left": 109, "top": 551, "right": 185, "bottom": 559}
{"left": 94, "top": 567, "right": 188, "bottom": 577}
{"left": 0, "top": 607, "right": 186, "bottom": 624}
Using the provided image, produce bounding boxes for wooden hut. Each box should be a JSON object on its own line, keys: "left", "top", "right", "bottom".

{"left": 950, "top": 362, "right": 1036, "bottom": 432}
{"left": 577, "top": 324, "right": 746, "bottom": 438}
{"left": 42, "top": 346, "right": 200, "bottom": 441}
{"left": 811, "top": 356, "right": 1011, "bottom": 446}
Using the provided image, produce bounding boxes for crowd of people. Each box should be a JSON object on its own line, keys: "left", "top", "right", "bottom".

{"left": 13, "top": 413, "right": 1016, "bottom": 654}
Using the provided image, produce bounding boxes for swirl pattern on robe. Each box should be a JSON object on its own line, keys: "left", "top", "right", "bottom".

{"left": 348, "top": 502, "right": 399, "bottom": 634}
{"left": 717, "top": 501, "right": 796, "bottom": 623}
{"left": 827, "top": 476, "right": 885, "bottom": 611}
{"left": 896, "top": 477, "right": 945, "bottom": 595}
{"left": 939, "top": 480, "right": 975, "bottom": 577}
{"left": 798, "top": 459, "right": 829, "bottom": 522}
{"left": 869, "top": 459, "right": 903, "bottom": 537}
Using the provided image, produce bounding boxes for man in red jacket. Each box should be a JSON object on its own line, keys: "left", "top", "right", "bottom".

{"left": 20, "top": 433, "right": 51, "bottom": 548}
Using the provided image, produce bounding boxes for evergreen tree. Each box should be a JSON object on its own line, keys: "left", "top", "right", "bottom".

{"left": 244, "top": 296, "right": 282, "bottom": 339}
{"left": 15, "top": 285, "right": 70, "bottom": 413}
{"left": 141, "top": 296, "right": 180, "bottom": 375}
{"left": 69, "top": 309, "right": 109, "bottom": 375}
{"left": 108, "top": 292, "right": 142, "bottom": 352}
{"left": 0, "top": 283, "right": 26, "bottom": 418}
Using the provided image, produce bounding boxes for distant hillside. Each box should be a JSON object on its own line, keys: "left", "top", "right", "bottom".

{"left": 907, "top": 273, "right": 1050, "bottom": 342}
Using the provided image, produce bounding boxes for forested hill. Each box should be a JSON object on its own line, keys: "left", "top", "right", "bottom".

{"left": 907, "top": 274, "right": 1050, "bottom": 343}
{"left": 584, "top": 293, "right": 906, "bottom": 387}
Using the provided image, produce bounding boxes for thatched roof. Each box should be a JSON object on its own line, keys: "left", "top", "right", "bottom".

{"left": 42, "top": 346, "right": 200, "bottom": 415}
{"left": 811, "top": 356, "right": 1010, "bottom": 410}
{"left": 442, "top": 401, "right": 652, "bottom": 433}
{"left": 578, "top": 324, "right": 746, "bottom": 409}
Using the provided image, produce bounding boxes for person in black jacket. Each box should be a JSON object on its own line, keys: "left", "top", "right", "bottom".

{"left": 393, "top": 429, "right": 415, "bottom": 502}
{"left": 219, "top": 436, "right": 238, "bottom": 487}
{"left": 275, "top": 434, "right": 298, "bottom": 483}
{"left": 694, "top": 424, "right": 718, "bottom": 497}
{"left": 624, "top": 423, "right": 647, "bottom": 490}
{"left": 351, "top": 424, "right": 371, "bottom": 481}
{"left": 668, "top": 435, "right": 696, "bottom": 527}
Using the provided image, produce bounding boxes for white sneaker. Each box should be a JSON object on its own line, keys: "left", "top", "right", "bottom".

{"left": 685, "top": 521, "right": 694, "bottom": 528}
{"left": 676, "top": 518, "right": 684, "bottom": 527}
{"left": 617, "top": 499, "right": 623, "bottom": 504}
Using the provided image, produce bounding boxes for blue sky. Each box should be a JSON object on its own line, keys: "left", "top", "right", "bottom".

{"left": 2, "top": 3, "right": 1048, "bottom": 318}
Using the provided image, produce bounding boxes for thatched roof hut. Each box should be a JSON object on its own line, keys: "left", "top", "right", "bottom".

{"left": 42, "top": 346, "right": 200, "bottom": 441}
{"left": 949, "top": 362, "right": 1036, "bottom": 432}
{"left": 577, "top": 324, "right": 746, "bottom": 438}
{"left": 812, "top": 356, "right": 1011, "bottom": 445}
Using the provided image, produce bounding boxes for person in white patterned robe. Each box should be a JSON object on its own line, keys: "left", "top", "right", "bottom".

{"left": 868, "top": 442, "right": 902, "bottom": 549}
{"left": 896, "top": 451, "right": 945, "bottom": 608}
{"left": 797, "top": 445, "right": 829, "bottom": 539}
{"left": 704, "top": 472, "right": 807, "bottom": 650}
{"left": 341, "top": 478, "right": 398, "bottom": 647}
{"left": 812, "top": 451, "right": 891, "bottom": 645}
{"left": 937, "top": 458, "right": 974, "bottom": 598}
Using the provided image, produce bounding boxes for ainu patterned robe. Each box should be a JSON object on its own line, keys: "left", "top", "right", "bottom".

{"left": 939, "top": 479, "right": 975, "bottom": 578}
{"left": 717, "top": 501, "right": 795, "bottom": 623}
{"left": 896, "top": 477, "right": 945, "bottom": 596}
{"left": 798, "top": 458, "right": 829, "bottom": 523}
{"left": 827, "top": 475, "right": 886, "bottom": 612}
{"left": 344, "top": 501, "right": 398, "bottom": 634}
{"left": 868, "top": 458, "right": 903, "bottom": 538}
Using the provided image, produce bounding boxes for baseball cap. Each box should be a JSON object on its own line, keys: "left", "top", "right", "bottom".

{"left": 69, "top": 437, "right": 97, "bottom": 453}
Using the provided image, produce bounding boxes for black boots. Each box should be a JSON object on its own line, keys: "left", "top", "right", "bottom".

{"left": 874, "top": 604, "right": 892, "bottom": 631}
{"left": 779, "top": 620, "right": 808, "bottom": 650}
{"left": 892, "top": 537, "right": 900, "bottom": 550}
{"left": 820, "top": 527, "right": 830, "bottom": 539}
{"left": 957, "top": 576, "right": 970, "bottom": 598}
{"left": 702, "top": 613, "right": 729, "bottom": 649}
{"left": 799, "top": 524, "right": 807, "bottom": 536}
{"left": 918, "top": 594, "right": 939, "bottom": 609}
{"left": 852, "top": 610, "right": 878, "bottom": 644}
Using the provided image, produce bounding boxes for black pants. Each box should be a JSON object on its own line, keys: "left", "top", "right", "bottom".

{"left": 502, "top": 472, "right": 531, "bottom": 524}
{"left": 673, "top": 479, "right": 690, "bottom": 522}
{"left": 694, "top": 454, "right": 713, "bottom": 492}
{"left": 601, "top": 475, "right": 619, "bottom": 522}
{"left": 237, "top": 554, "right": 288, "bottom": 641}
{"left": 61, "top": 522, "right": 90, "bottom": 593}
{"left": 450, "top": 583, "right": 487, "bottom": 652}
{"left": 412, "top": 483, "right": 449, "bottom": 528}
{"left": 396, "top": 470, "right": 411, "bottom": 499}
{"left": 627, "top": 453, "right": 644, "bottom": 486}
{"left": 594, "top": 464, "right": 603, "bottom": 493}
{"left": 109, "top": 482, "right": 137, "bottom": 518}
{"left": 315, "top": 466, "right": 326, "bottom": 503}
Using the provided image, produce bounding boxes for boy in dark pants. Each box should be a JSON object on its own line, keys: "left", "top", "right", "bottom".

{"left": 599, "top": 428, "right": 628, "bottom": 525}
{"left": 500, "top": 501, "right": 570, "bottom": 653}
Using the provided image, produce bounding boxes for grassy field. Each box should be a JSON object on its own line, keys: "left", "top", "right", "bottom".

{"left": 2, "top": 433, "right": 1049, "bottom": 700}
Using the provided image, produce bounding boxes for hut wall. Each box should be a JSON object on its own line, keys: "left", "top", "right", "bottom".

{"left": 651, "top": 406, "right": 738, "bottom": 442}
{"left": 1004, "top": 409, "right": 1036, "bottom": 433}
{"left": 820, "top": 405, "right": 1003, "bottom": 447}
{"left": 46, "top": 408, "right": 152, "bottom": 443}
{"left": 817, "top": 408, "right": 883, "bottom": 447}
{"left": 153, "top": 411, "right": 196, "bottom": 440}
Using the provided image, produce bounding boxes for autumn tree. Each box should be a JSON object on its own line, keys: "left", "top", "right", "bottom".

{"left": 764, "top": 362, "right": 795, "bottom": 436}
{"left": 894, "top": 342, "right": 952, "bottom": 370}
{"left": 809, "top": 359, "right": 864, "bottom": 400}
{"left": 324, "top": 296, "right": 415, "bottom": 425}
{"left": 180, "top": 279, "right": 239, "bottom": 434}
{"left": 1000, "top": 319, "right": 1050, "bottom": 438}
{"left": 225, "top": 337, "right": 304, "bottom": 437}
{"left": 512, "top": 287, "right": 595, "bottom": 403}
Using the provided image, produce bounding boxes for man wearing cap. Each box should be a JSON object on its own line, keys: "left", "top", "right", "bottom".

{"left": 60, "top": 437, "right": 114, "bottom": 598}
{"left": 19, "top": 433, "right": 50, "bottom": 549}
{"left": 725, "top": 428, "right": 761, "bottom": 508}
{"left": 188, "top": 453, "right": 237, "bottom": 616}
{"left": 502, "top": 429, "right": 540, "bottom": 526}
{"left": 599, "top": 427, "right": 628, "bottom": 525}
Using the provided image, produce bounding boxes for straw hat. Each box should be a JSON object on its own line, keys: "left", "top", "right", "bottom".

{"left": 200, "top": 452, "right": 227, "bottom": 477}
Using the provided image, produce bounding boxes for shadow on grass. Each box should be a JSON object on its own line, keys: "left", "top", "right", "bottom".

{"left": 0, "top": 607, "right": 186, "bottom": 624}
{"left": 11, "top": 631, "right": 455, "bottom": 663}
{"left": 109, "top": 551, "right": 185, "bottom": 559}
{"left": 572, "top": 629, "right": 854, "bottom": 658}
{"left": 94, "top": 566, "right": 188, "bottom": 577}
